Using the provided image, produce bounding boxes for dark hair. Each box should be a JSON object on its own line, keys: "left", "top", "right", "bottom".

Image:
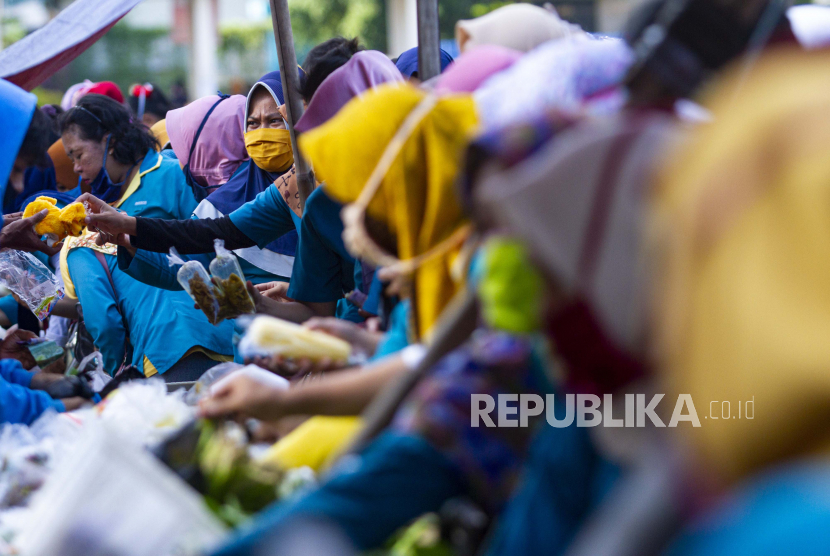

{"left": 60, "top": 94, "right": 159, "bottom": 165}
{"left": 300, "top": 37, "right": 362, "bottom": 102}
{"left": 19, "top": 108, "right": 56, "bottom": 168}
{"left": 128, "top": 83, "right": 172, "bottom": 120}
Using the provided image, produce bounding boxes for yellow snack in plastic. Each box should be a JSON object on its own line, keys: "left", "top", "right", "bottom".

{"left": 244, "top": 315, "right": 352, "bottom": 362}
{"left": 58, "top": 202, "right": 87, "bottom": 237}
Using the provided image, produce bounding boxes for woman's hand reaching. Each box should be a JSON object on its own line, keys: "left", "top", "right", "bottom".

{"left": 77, "top": 193, "right": 137, "bottom": 248}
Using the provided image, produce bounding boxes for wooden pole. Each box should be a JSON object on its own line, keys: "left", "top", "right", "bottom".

{"left": 268, "top": 0, "right": 315, "bottom": 206}
{"left": 416, "top": 0, "right": 441, "bottom": 80}
{"left": 345, "top": 288, "right": 479, "bottom": 454}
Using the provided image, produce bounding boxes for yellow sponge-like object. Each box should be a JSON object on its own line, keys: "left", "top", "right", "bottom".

{"left": 23, "top": 197, "right": 87, "bottom": 241}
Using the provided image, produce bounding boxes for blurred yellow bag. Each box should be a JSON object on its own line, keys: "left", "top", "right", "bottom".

{"left": 259, "top": 416, "right": 362, "bottom": 472}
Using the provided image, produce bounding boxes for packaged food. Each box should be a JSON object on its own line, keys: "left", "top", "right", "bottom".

{"left": 0, "top": 250, "right": 64, "bottom": 320}
{"left": 209, "top": 240, "right": 255, "bottom": 320}
{"left": 22, "top": 197, "right": 86, "bottom": 244}
{"left": 238, "top": 315, "right": 352, "bottom": 362}
{"left": 169, "top": 243, "right": 254, "bottom": 326}
{"left": 26, "top": 340, "right": 64, "bottom": 368}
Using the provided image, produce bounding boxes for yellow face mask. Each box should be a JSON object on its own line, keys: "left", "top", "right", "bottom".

{"left": 245, "top": 128, "right": 293, "bottom": 172}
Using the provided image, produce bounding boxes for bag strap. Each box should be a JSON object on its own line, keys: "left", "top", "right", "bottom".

{"left": 92, "top": 251, "right": 135, "bottom": 374}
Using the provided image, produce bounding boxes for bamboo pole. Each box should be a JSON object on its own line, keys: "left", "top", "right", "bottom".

{"left": 416, "top": 0, "right": 441, "bottom": 80}
{"left": 268, "top": 0, "right": 315, "bottom": 205}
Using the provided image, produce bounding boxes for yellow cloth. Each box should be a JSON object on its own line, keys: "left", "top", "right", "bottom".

{"left": 23, "top": 196, "right": 86, "bottom": 242}
{"left": 150, "top": 119, "right": 170, "bottom": 150}
{"left": 299, "top": 84, "right": 479, "bottom": 339}
{"left": 60, "top": 153, "right": 162, "bottom": 299}
{"left": 259, "top": 416, "right": 362, "bottom": 472}
{"left": 653, "top": 47, "right": 830, "bottom": 484}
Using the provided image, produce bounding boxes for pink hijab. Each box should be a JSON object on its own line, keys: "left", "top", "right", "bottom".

{"left": 435, "top": 44, "right": 523, "bottom": 93}
{"left": 295, "top": 50, "right": 403, "bottom": 133}
{"left": 166, "top": 94, "right": 248, "bottom": 187}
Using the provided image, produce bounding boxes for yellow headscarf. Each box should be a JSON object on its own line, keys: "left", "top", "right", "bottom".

{"left": 653, "top": 47, "right": 830, "bottom": 484}
{"left": 150, "top": 119, "right": 170, "bottom": 150}
{"left": 299, "top": 84, "right": 479, "bottom": 340}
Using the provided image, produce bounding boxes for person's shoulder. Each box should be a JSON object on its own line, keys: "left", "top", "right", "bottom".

{"left": 305, "top": 185, "right": 340, "bottom": 211}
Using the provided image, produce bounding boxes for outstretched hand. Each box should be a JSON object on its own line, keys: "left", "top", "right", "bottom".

{"left": 77, "top": 193, "right": 136, "bottom": 248}
{"left": 0, "top": 210, "right": 63, "bottom": 256}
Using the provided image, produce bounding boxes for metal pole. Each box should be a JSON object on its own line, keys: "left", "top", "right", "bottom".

{"left": 268, "top": 0, "right": 315, "bottom": 206}
{"left": 416, "top": 0, "right": 441, "bottom": 81}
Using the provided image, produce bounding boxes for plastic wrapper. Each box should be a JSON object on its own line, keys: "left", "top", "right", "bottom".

{"left": 168, "top": 242, "right": 254, "bottom": 326}
{"left": 17, "top": 424, "right": 226, "bottom": 556}
{"left": 26, "top": 340, "right": 64, "bottom": 368}
{"left": 184, "top": 362, "right": 242, "bottom": 406}
{"left": 209, "top": 240, "right": 255, "bottom": 321}
{"left": 0, "top": 250, "right": 64, "bottom": 320}
{"left": 238, "top": 315, "right": 352, "bottom": 362}
{"left": 169, "top": 248, "right": 221, "bottom": 325}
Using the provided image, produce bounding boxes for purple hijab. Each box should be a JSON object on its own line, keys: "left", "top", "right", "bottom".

{"left": 435, "top": 44, "right": 523, "bottom": 93}
{"left": 295, "top": 50, "right": 403, "bottom": 133}
{"left": 166, "top": 94, "right": 248, "bottom": 187}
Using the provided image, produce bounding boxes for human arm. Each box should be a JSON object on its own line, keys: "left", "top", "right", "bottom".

{"left": 117, "top": 248, "right": 213, "bottom": 291}
{"left": 78, "top": 193, "right": 256, "bottom": 255}
{"left": 199, "top": 354, "right": 409, "bottom": 421}
{"left": 247, "top": 281, "right": 335, "bottom": 324}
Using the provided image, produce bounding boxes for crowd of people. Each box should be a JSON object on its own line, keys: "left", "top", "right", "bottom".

{"left": 1, "top": 0, "right": 829, "bottom": 553}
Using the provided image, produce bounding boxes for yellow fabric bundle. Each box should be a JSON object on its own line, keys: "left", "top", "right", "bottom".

{"left": 654, "top": 48, "right": 830, "bottom": 484}
{"left": 258, "top": 416, "right": 362, "bottom": 472}
{"left": 23, "top": 197, "right": 86, "bottom": 242}
{"left": 299, "top": 84, "right": 479, "bottom": 339}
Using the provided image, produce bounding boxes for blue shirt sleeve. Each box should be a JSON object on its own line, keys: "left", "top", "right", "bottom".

{"left": 287, "top": 187, "right": 356, "bottom": 303}
{"left": 228, "top": 185, "right": 298, "bottom": 249}
{"left": 117, "top": 247, "right": 213, "bottom": 291}
{"left": 67, "top": 249, "right": 127, "bottom": 375}
{"left": 0, "top": 358, "right": 34, "bottom": 387}
{"left": 0, "top": 376, "right": 64, "bottom": 425}
{"left": 372, "top": 301, "right": 411, "bottom": 359}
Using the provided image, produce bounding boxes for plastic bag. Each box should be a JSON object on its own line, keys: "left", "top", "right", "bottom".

{"left": 209, "top": 240, "right": 255, "bottom": 321}
{"left": 183, "top": 362, "right": 242, "bottom": 405}
{"left": 168, "top": 242, "right": 254, "bottom": 326}
{"left": 169, "top": 248, "right": 221, "bottom": 324}
{"left": 17, "top": 424, "right": 227, "bottom": 556}
{"left": 66, "top": 351, "right": 112, "bottom": 393}
{"left": 238, "top": 315, "right": 352, "bottom": 362}
{"left": 0, "top": 250, "right": 64, "bottom": 320}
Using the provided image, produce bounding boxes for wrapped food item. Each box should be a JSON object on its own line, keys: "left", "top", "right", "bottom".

{"left": 0, "top": 250, "right": 64, "bottom": 320}
{"left": 22, "top": 197, "right": 86, "bottom": 244}
{"left": 169, "top": 249, "right": 221, "bottom": 325}
{"left": 209, "top": 240, "right": 255, "bottom": 321}
{"left": 239, "top": 315, "right": 352, "bottom": 362}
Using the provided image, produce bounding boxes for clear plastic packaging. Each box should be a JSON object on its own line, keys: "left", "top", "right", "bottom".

{"left": 0, "top": 250, "right": 64, "bottom": 320}
{"left": 238, "top": 315, "right": 352, "bottom": 363}
{"left": 168, "top": 242, "right": 254, "bottom": 326}
{"left": 169, "top": 248, "right": 221, "bottom": 325}
{"left": 209, "top": 240, "right": 255, "bottom": 321}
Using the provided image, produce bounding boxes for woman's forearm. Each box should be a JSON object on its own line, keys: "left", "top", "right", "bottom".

{"left": 284, "top": 355, "right": 408, "bottom": 416}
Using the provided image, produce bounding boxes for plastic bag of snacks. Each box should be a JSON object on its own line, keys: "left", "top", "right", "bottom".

{"left": 168, "top": 242, "right": 255, "bottom": 326}
{"left": 0, "top": 250, "right": 64, "bottom": 320}
{"left": 209, "top": 240, "right": 255, "bottom": 321}
{"left": 169, "top": 248, "right": 221, "bottom": 324}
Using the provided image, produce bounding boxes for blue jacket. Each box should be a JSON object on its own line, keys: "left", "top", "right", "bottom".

{"left": 0, "top": 358, "right": 64, "bottom": 425}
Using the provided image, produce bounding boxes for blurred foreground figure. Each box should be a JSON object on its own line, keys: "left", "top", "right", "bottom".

{"left": 655, "top": 47, "right": 830, "bottom": 555}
